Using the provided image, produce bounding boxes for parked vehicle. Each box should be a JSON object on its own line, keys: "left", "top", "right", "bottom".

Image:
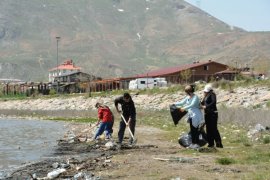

{"left": 129, "top": 77, "right": 167, "bottom": 90}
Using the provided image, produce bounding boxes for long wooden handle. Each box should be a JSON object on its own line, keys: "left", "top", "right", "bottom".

{"left": 120, "top": 114, "right": 135, "bottom": 139}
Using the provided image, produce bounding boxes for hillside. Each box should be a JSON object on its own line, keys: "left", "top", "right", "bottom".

{"left": 0, "top": 0, "right": 270, "bottom": 81}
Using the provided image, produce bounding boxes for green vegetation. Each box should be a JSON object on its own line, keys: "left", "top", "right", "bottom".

{"left": 0, "top": 93, "right": 27, "bottom": 100}
{"left": 212, "top": 77, "right": 270, "bottom": 91}
{"left": 262, "top": 135, "right": 270, "bottom": 144}
{"left": 266, "top": 101, "right": 270, "bottom": 109}
{"left": 47, "top": 116, "right": 96, "bottom": 123}
{"left": 135, "top": 109, "right": 270, "bottom": 179}
{"left": 216, "top": 157, "right": 236, "bottom": 165}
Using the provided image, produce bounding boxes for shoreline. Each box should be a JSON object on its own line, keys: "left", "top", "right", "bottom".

{"left": 1, "top": 86, "right": 270, "bottom": 179}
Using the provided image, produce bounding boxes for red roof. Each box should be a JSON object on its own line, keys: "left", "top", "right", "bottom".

{"left": 136, "top": 60, "right": 227, "bottom": 77}
{"left": 49, "top": 59, "right": 82, "bottom": 71}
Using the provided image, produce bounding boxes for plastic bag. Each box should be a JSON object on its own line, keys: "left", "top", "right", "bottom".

{"left": 169, "top": 104, "right": 187, "bottom": 126}
{"left": 178, "top": 130, "right": 207, "bottom": 147}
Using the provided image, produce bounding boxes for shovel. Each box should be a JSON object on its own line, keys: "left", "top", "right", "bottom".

{"left": 120, "top": 113, "right": 137, "bottom": 144}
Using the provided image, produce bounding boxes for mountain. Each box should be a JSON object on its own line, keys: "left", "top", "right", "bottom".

{"left": 0, "top": 0, "right": 270, "bottom": 81}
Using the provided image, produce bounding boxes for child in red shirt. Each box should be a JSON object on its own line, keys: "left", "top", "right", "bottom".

{"left": 93, "top": 103, "right": 114, "bottom": 140}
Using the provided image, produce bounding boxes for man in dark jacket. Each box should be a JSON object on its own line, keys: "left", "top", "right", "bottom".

{"left": 114, "top": 92, "right": 136, "bottom": 145}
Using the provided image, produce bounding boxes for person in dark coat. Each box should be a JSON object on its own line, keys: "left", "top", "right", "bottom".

{"left": 114, "top": 92, "right": 136, "bottom": 145}
{"left": 201, "top": 84, "right": 223, "bottom": 148}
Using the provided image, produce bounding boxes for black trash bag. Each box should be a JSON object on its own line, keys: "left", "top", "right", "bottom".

{"left": 178, "top": 130, "right": 208, "bottom": 147}
{"left": 169, "top": 104, "right": 187, "bottom": 126}
{"left": 178, "top": 132, "right": 192, "bottom": 147}
{"left": 198, "top": 129, "right": 208, "bottom": 147}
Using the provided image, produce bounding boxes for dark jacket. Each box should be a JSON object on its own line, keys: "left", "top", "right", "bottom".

{"left": 114, "top": 96, "right": 136, "bottom": 118}
{"left": 201, "top": 91, "right": 217, "bottom": 114}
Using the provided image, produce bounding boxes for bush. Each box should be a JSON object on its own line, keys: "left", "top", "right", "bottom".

{"left": 216, "top": 157, "right": 236, "bottom": 165}
{"left": 214, "top": 79, "right": 234, "bottom": 92}
{"left": 49, "top": 89, "right": 56, "bottom": 95}
{"left": 263, "top": 136, "right": 270, "bottom": 144}
{"left": 266, "top": 101, "right": 270, "bottom": 109}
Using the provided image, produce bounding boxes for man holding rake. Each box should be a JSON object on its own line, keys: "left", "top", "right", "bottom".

{"left": 114, "top": 92, "right": 136, "bottom": 145}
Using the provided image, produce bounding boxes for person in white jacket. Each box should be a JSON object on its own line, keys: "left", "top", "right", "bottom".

{"left": 175, "top": 85, "right": 204, "bottom": 149}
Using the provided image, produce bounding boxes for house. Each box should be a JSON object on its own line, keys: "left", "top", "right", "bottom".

{"left": 136, "top": 60, "right": 228, "bottom": 84}
{"left": 48, "top": 59, "right": 81, "bottom": 82}
{"left": 53, "top": 71, "right": 97, "bottom": 93}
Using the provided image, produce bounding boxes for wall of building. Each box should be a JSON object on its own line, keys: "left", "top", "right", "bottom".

{"left": 164, "top": 62, "right": 228, "bottom": 84}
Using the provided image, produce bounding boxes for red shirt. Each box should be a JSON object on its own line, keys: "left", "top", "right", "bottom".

{"left": 98, "top": 107, "right": 113, "bottom": 123}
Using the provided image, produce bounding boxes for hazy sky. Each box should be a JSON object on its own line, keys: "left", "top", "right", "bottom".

{"left": 184, "top": 0, "right": 270, "bottom": 32}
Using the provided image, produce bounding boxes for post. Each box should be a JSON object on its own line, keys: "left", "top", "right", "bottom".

{"left": 88, "top": 77, "right": 91, "bottom": 97}
{"left": 147, "top": 73, "right": 148, "bottom": 88}
{"left": 192, "top": 69, "right": 196, "bottom": 83}
{"left": 56, "top": 36, "right": 61, "bottom": 93}
{"left": 234, "top": 60, "right": 238, "bottom": 81}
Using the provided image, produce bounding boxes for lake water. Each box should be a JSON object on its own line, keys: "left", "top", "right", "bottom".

{"left": 0, "top": 118, "right": 67, "bottom": 177}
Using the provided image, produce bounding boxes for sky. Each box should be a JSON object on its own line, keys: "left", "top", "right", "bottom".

{"left": 184, "top": 0, "right": 270, "bottom": 32}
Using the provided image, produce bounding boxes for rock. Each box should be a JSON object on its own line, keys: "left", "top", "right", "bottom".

{"left": 47, "top": 168, "right": 66, "bottom": 179}
{"left": 247, "top": 124, "right": 266, "bottom": 139}
{"left": 105, "top": 141, "right": 115, "bottom": 149}
{"left": 52, "top": 162, "right": 59, "bottom": 169}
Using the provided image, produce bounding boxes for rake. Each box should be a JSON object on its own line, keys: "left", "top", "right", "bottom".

{"left": 120, "top": 113, "right": 137, "bottom": 144}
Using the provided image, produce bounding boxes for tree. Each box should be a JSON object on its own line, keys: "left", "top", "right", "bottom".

{"left": 180, "top": 69, "right": 192, "bottom": 84}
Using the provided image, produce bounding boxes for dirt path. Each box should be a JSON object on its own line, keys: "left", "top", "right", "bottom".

{"left": 8, "top": 124, "right": 246, "bottom": 180}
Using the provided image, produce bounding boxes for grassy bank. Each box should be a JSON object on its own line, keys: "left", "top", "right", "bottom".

{"left": 136, "top": 109, "right": 270, "bottom": 180}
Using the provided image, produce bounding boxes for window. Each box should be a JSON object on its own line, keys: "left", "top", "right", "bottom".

{"left": 204, "top": 65, "right": 209, "bottom": 71}
{"left": 140, "top": 81, "right": 146, "bottom": 84}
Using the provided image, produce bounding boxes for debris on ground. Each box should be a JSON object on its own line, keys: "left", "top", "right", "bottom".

{"left": 153, "top": 157, "right": 196, "bottom": 163}
{"left": 247, "top": 124, "right": 270, "bottom": 141}
{"left": 6, "top": 125, "right": 158, "bottom": 179}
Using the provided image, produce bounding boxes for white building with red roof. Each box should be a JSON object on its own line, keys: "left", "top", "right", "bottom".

{"left": 49, "top": 59, "right": 81, "bottom": 82}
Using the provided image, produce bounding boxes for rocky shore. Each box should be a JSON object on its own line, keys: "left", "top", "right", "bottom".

{"left": 0, "top": 86, "right": 269, "bottom": 112}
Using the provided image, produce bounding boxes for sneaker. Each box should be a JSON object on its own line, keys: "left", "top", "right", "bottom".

{"left": 106, "top": 134, "right": 112, "bottom": 140}
{"left": 187, "top": 144, "right": 200, "bottom": 149}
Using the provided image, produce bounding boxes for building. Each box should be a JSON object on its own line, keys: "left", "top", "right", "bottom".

{"left": 215, "top": 69, "right": 238, "bottom": 81}
{"left": 53, "top": 71, "right": 98, "bottom": 93}
{"left": 136, "top": 60, "right": 228, "bottom": 84}
{"left": 48, "top": 59, "right": 81, "bottom": 82}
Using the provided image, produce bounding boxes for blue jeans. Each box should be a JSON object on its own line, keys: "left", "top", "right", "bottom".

{"left": 94, "top": 121, "right": 113, "bottom": 139}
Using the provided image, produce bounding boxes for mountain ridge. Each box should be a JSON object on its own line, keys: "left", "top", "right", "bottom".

{"left": 0, "top": 0, "right": 269, "bottom": 81}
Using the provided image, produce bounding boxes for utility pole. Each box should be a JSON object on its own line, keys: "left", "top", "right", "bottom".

{"left": 56, "top": 36, "right": 61, "bottom": 93}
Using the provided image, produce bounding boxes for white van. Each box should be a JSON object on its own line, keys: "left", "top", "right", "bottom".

{"left": 129, "top": 77, "right": 167, "bottom": 90}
